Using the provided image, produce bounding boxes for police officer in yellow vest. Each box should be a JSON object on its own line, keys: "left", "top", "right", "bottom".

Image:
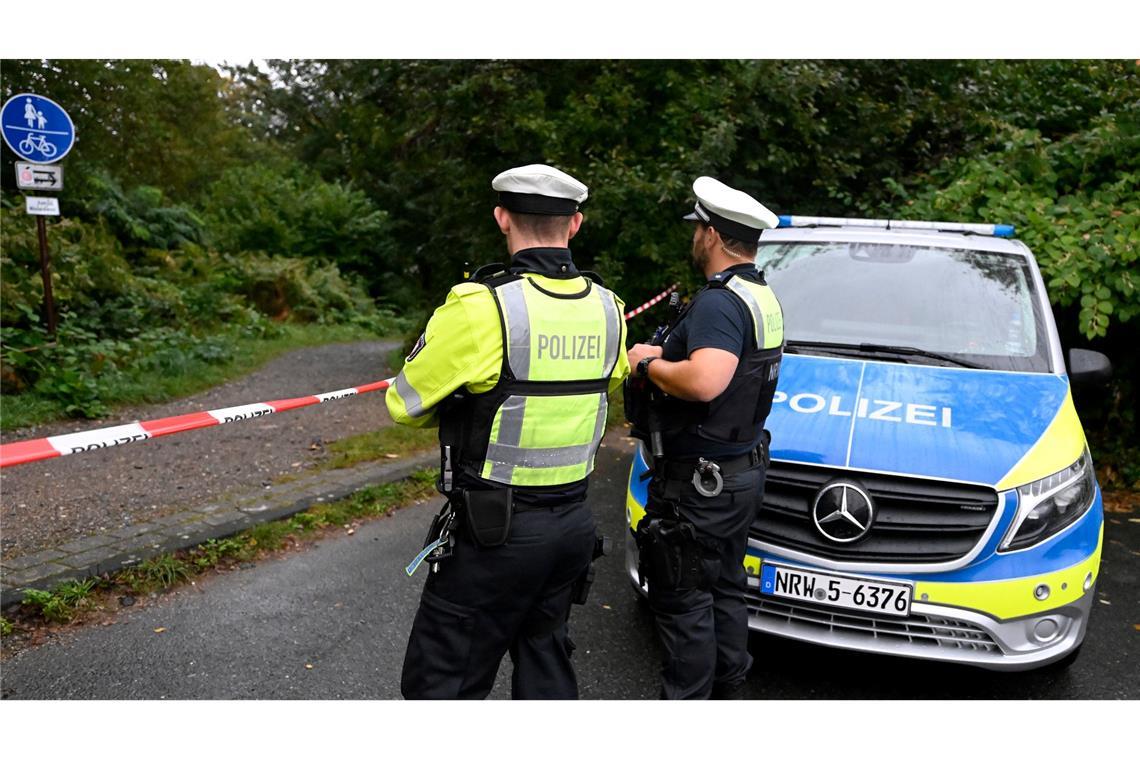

{"left": 388, "top": 164, "right": 630, "bottom": 699}
{"left": 626, "top": 177, "right": 783, "bottom": 699}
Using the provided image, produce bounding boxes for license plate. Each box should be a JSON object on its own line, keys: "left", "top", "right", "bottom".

{"left": 759, "top": 563, "right": 913, "bottom": 617}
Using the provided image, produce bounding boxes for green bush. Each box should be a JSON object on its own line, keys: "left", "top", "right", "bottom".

{"left": 200, "top": 163, "right": 395, "bottom": 282}
{"left": 888, "top": 105, "right": 1139, "bottom": 341}
{"left": 1, "top": 172, "right": 400, "bottom": 422}
{"left": 81, "top": 172, "right": 207, "bottom": 252}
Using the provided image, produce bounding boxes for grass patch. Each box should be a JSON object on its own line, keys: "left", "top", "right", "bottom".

{"left": 118, "top": 554, "right": 194, "bottom": 595}
{"left": 2, "top": 322, "right": 394, "bottom": 432}
{"left": 11, "top": 469, "right": 438, "bottom": 629}
{"left": 319, "top": 425, "right": 439, "bottom": 471}
{"left": 19, "top": 579, "right": 101, "bottom": 623}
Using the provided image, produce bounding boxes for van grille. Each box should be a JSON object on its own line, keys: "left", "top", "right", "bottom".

{"left": 752, "top": 463, "right": 999, "bottom": 563}
{"left": 746, "top": 593, "right": 1001, "bottom": 653}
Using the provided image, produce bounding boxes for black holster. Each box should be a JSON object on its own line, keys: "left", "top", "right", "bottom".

{"left": 462, "top": 488, "right": 513, "bottom": 548}
{"left": 635, "top": 511, "right": 719, "bottom": 592}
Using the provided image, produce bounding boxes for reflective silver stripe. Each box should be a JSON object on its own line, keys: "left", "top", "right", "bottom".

{"left": 494, "top": 395, "right": 527, "bottom": 447}
{"left": 498, "top": 279, "right": 531, "bottom": 379}
{"left": 394, "top": 371, "right": 428, "bottom": 418}
{"left": 585, "top": 392, "right": 608, "bottom": 474}
{"left": 591, "top": 392, "right": 607, "bottom": 445}
{"left": 599, "top": 288, "right": 621, "bottom": 376}
{"left": 484, "top": 442, "right": 594, "bottom": 470}
{"left": 488, "top": 460, "right": 514, "bottom": 484}
{"left": 487, "top": 395, "right": 527, "bottom": 483}
{"left": 726, "top": 278, "right": 763, "bottom": 347}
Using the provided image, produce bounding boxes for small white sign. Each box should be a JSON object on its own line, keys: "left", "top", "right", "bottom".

{"left": 25, "top": 197, "right": 60, "bottom": 216}
{"left": 15, "top": 162, "right": 63, "bottom": 190}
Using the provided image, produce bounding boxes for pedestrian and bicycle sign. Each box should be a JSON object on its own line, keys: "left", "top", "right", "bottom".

{"left": 15, "top": 162, "right": 63, "bottom": 190}
{"left": 2, "top": 93, "right": 76, "bottom": 164}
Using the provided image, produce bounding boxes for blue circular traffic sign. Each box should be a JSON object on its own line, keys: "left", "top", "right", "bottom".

{"left": 1, "top": 93, "right": 76, "bottom": 164}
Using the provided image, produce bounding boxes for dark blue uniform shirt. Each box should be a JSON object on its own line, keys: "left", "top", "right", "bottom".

{"left": 661, "top": 263, "right": 764, "bottom": 460}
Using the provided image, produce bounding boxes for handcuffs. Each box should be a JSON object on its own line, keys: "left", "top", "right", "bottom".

{"left": 692, "top": 457, "right": 724, "bottom": 498}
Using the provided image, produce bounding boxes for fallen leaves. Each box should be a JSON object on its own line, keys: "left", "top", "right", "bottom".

{"left": 1102, "top": 490, "right": 1139, "bottom": 514}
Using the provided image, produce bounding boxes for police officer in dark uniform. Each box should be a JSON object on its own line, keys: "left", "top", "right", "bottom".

{"left": 626, "top": 176, "right": 784, "bottom": 699}
{"left": 389, "top": 164, "right": 631, "bottom": 699}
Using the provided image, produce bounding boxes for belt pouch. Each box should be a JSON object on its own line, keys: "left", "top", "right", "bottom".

{"left": 463, "top": 488, "right": 513, "bottom": 548}
{"left": 637, "top": 517, "right": 704, "bottom": 591}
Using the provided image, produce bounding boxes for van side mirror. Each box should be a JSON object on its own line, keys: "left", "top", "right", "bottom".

{"left": 1067, "top": 348, "right": 1111, "bottom": 387}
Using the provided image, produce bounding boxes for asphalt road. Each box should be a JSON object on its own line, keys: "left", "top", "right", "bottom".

{"left": 2, "top": 429, "right": 1136, "bottom": 700}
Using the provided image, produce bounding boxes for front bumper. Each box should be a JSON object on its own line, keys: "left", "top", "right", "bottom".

{"left": 624, "top": 522, "right": 1102, "bottom": 672}
{"left": 741, "top": 576, "right": 1094, "bottom": 672}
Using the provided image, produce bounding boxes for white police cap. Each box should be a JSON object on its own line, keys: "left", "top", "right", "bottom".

{"left": 492, "top": 164, "right": 588, "bottom": 216}
{"left": 682, "top": 176, "right": 779, "bottom": 244}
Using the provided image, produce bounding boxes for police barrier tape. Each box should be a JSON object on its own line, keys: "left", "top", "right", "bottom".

{"left": 624, "top": 283, "right": 678, "bottom": 320}
{"left": 0, "top": 283, "right": 681, "bottom": 468}
{"left": 0, "top": 381, "right": 394, "bottom": 468}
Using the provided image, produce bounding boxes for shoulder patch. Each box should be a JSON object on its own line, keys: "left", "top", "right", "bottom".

{"left": 405, "top": 333, "right": 427, "bottom": 363}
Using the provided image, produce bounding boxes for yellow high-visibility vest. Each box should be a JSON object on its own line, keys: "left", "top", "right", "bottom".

{"left": 386, "top": 269, "right": 629, "bottom": 490}
{"left": 477, "top": 274, "right": 624, "bottom": 486}
{"left": 723, "top": 275, "right": 784, "bottom": 350}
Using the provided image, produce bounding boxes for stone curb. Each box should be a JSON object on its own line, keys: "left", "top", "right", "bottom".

{"left": 0, "top": 451, "right": 439, "bottom": 609}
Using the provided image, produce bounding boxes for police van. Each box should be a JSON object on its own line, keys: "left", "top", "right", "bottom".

{"left": 625, "top": 216, "right": 1111, "bottom": 671}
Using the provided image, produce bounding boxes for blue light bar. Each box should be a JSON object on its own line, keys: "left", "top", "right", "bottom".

{"left": 774, "top": 215, "right": 1016, "bottom": 238}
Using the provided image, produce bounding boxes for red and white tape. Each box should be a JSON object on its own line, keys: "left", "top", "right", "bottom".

{"left": 1, "top": 282, "right": 681, "bottom": 469}
{"left": 0, "top": 380, "right": 393, "bottom": 468}
{"left": 624, "top": 283, "right": 678, "bottom": 320}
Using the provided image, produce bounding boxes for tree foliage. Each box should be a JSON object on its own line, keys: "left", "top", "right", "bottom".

{"left": 227, "top": 60, "right": 1138, "bottom": 330}
{"left": 2, "top": 59, "right": 1137, "bottom": 470}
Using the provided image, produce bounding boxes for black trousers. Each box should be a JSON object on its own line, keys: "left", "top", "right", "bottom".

{"left": 401, "top": 498, "right": 596, "bottom": 699}
{"left": 644, "top": 462, "right": 764, "bottom": 699}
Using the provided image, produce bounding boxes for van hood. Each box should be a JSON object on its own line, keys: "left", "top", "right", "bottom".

{"left": 767, "top": 354, "right": 1071, "bottom": 487}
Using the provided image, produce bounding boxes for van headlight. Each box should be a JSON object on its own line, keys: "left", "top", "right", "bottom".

{"left": 1000, "top": 449, "right": 1097, "bottom": 552}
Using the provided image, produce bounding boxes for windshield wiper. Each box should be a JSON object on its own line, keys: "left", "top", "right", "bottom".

{"left": 785, "top": 340, "right": 984, "bottom": 370}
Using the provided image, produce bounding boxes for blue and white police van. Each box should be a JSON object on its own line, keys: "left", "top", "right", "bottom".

{"left": 625, "top": 216, "right": 1111, "bottom": 671}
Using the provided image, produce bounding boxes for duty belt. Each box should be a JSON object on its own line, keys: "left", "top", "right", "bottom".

{"left": 656, "top": 447, "right": 763, "bottom": 483}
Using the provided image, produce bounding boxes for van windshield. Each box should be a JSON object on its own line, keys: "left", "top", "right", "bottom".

{"left": 754, "top": 241, "right": 1053, "bottom": 373}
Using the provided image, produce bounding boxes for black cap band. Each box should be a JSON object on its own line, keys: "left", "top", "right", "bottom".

{"left": 690, "top": 201, "right": 762, "bottom": 244}
{"left": 498, "top": 192, "right": 579, "bottom": 216}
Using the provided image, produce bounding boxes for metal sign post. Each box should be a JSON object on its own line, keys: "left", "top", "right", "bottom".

{"left": 36, "top": 216, "right": 58, "bottom": 335}
{"left": 3, "top": 93, "right": 75, "bottom": 338}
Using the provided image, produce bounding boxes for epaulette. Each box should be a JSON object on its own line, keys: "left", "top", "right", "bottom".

{"left": 704, "top": 270, "right": 736, "bottom": 290}
{"left": 468, "top": 262, "right": 509, "bottom": 283}
{"left": 579, "top": 270, "right": 605, "bottom": 286}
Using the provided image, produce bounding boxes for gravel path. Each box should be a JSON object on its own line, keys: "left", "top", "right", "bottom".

{"left": 1, "top": 341, "right": 401, "bottom": 559}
